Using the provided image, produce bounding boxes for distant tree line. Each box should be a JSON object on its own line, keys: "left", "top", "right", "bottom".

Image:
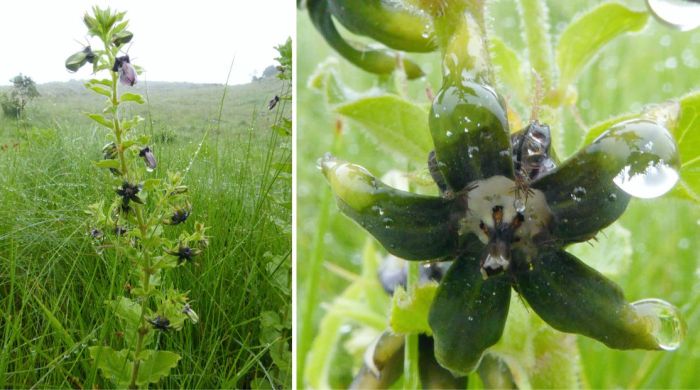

{"left": 1, "top": 74, "right": 40, "bottom": 119}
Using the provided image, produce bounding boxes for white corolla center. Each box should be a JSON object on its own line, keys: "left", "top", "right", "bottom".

{"left": 460, "top": 175, "right": 552, "bottom": 245}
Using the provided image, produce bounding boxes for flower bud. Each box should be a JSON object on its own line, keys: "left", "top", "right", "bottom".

{"left": 138, "top": 146, "right": 157, "bottom": 171}
{"left": 112, "top": 55, "right": 136, "bottom": 86}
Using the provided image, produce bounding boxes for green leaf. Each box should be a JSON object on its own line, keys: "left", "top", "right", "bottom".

{"left": 88, "top": 346, "right": 132, "bottom": 387}
{"left": 87, "top": 113, "right": 114, "bottom": 129}
{"left": 335, "top": 95, "right": 432, "bottom": 165}
{"left": 556, "top": 3, "right": 648, "bottom": 88}
{"left": 670, "top": 92, "right": 700, "bottom": 201}
{"left": 94, "top": 159, "right": 120, "bottom": 169}
{"left": 109, "top": 296, "right": 142, "bottom": 328}
{"left": 490, "top": 37, "right": 528, "bottom": 105}
{"left": 136, "top": 350, "right": 181, "bottom": 386}
{"left": 389, "top": 282, "right": 438, "bottom": 335}
{"left": 121, "top": 92, "right": 145, "bottom": 104}
{"left": 87, "top": 84, "right": 112, "bottom": 98}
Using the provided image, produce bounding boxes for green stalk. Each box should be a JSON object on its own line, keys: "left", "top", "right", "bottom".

{"left": 404, "top": 262, "right": 420, "bottom": 390}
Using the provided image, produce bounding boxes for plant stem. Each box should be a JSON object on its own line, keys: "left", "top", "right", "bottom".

{"left": 404, "top": 262, "right": 420, "bottom": 390}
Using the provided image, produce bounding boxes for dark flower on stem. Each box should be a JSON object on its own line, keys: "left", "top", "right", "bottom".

{"left": 166, "top": 244, "right": 201, "bottom": 264}
{"left": 102, "top": 142, "right": 121, "bottom": 176}
{"left": 65, "top": 46, "right": 96, "bottom": 72}
{"left": 116, "top": 181, "right": 143, "bottom": 213}
{"left": 147, "top": 316, "right": 170, "bottom": 331}
{"left": 138, "top": 146, "right": 157, "bottom": 171}
{"left": 114, "top": 226, "right": 128, "bottom": 236}
{"left": 112, "top": 55, "right": 136, "bottom": 86}
{"left": 164, "top": 205, "right": 191, "bottom": 225}
{"left": 268, "top": 95, "right": 280, "bottom": 110}
{"left": 320, "top": 80, "right": 686, "bottom": 375}
{"left": 90, "top": 228, "right": 103, "bottom": 239}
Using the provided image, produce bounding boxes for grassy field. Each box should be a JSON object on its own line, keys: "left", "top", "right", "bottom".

{"left": 0, "top": 76, "right": 291, "bottom": 388}
{"left": 297, "top": 0, "right": 700, "bottom": 388}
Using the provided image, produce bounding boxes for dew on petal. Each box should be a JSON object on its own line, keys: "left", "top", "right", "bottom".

{"left": 632, "top": 298, "right": 686, "bottom": 350}
{"left": 646, "top": 0, "right": 700, "bottom": 31}
{"left": 613, "top": 161, "right": 679, "bottom": 198}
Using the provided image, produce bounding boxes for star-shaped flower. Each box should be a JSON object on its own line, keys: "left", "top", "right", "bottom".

{"left": 320, "top": 80, "right": 685, "bottom": 375}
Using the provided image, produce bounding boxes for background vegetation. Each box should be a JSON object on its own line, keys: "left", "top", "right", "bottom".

{"left": 0, "top": 74, "right": 291, "bottom": 388}
{"left": 297, "top": 0, "right": 700, "bottom": 388}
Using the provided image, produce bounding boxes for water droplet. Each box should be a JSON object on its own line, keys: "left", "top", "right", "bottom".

{"left": 371, "top": 205, "right": 384, "bottom": 216}
{"left": 468, "top": 146, "right": 479, "bottom": 158}
{"left": 383, "top": 217, "right": 394, "bottom": 228}
{"left": 647, "top": 0, "right": 700, "bottom": 31}
{"left": 146, "top": 167, "right": 154, "bottom": 173}
{"left": 468, "top": 316, "right": 474, "bottom": 321}
{"left": 631, "top": 298, "right": 686, "bottom": 350}
{"left": 446, "top": 131, "right": 453, "bottom": 137}
{"left": 613, "top": 162, "right": 679, "bottom": 199}
{"left": 570, "top": 186, "right": 587, "bottom": 202}
{"left": 608, "top": 193, "right": 618, "bottom": 202}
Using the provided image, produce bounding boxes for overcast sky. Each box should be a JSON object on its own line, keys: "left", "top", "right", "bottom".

{"left": 0, "top": 0, "right": 293, "bottom": 85}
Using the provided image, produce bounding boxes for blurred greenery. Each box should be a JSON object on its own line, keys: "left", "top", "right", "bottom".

{"left": 297, "top": 0, "right": 700, "bottom": 388}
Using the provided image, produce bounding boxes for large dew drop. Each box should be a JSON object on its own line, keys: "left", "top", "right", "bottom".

{"left": 605, "top": 119, "right": 681, "bottom": 199}
{"left": 613, "top": 162, "right": 679, "bottom": 198}
{"left": 632, "top": 298, "right": 686, "bottom": 350}
{"left": 646, "top": 0, "right": 700, "bottom": 31}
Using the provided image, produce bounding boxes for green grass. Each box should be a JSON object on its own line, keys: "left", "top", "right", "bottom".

{"left": 297, "top": 1, "right": 700, "bottom": 388}
{"left": 0, "top": 76, "right": 291, "bottom": 388}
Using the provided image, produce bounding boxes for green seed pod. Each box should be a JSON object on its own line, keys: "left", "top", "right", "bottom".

{"left": 429, "top": 252, "right": 511, "bottom": 375}
{"left": 349, "top": 331, "right": 404, "bottom": 389}
{"left": 112, "top": 30, "right": 133, "bottom": 46}
{"left": 429, "top": 81, "right": 513, "bottom": 192}
{"left": 532, "top": 119, "right": 679, "bottom": 244}
{"left": 307, "top": 0, "right": 425, "bottom": 79}
{"left": 513, "top": 249, "right": 660, "bottom": 350}
{"left": 326, "top": 0, "right": 437, "bottom": 53}
{"left": 320, "top": 155, "right": 460, "bottom": 260}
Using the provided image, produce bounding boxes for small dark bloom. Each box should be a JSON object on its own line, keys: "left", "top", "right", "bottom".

{"left": 166, "top": 244, "right": 201, "bottom": 264}
{"left": 114, "top": 226, "right": 128, "bottom": 236}
{"left": 138, "top": 146, "right": 157, "bottom": 171}
{"left": 268, "top": 95, "right": 280, "bottom": 110}
{"left": 166, "top": 208, "right": 190, "bottom": 225}
{"left": 90, "top": 228, "right": 103, "bottom": 239}
{"left": 147, "top": 316, "right": 170, "bottom": 331}
{"left": 116, "top": 181, "right": 142, "bottom": 204}
{"left": 112, "top": 55, "right": 136, "bottom": 86}
{"left": 65, "top": 46, "right": 95, "bottom": 72}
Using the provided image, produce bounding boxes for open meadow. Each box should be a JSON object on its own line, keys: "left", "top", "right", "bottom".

{"left": 0, "top": 75, "right": 291, "bottom": 388}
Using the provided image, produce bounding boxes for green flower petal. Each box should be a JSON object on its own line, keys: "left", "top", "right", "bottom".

{"left": 514, "top": 249, "right": 659, "bottom": 350}
{"left": 429, "top": 253, "right": 511, "bottom": 375}
{"left": 307, "top": 0, "right": 424, "bottom": 79}
{"left": 320, "top": 156, "right": 461, "bottom": 260}
{"left": 327, "top": 0, "right": 437, "bottom": 53}
{"left": 429, "top": 82, "right": 513, "bottom": 192}
{"left": 532, "top": 119, "right": 678, "bottom": 243}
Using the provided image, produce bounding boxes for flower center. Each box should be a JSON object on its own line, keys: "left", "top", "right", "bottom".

{"left": 459, "top": 176, "right": 552, "bottom": 278}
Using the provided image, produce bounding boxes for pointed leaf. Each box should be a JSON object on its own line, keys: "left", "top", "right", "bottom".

{"left": 87, "top": 113, "right": 114, "bottom": 129}
{"left": 94, "top": 159, "right": 121, "bottom": 170}
{"left": 336, "top": 95, "right": 433, "bottom": 165}
{"left": 121, "top": 92, "right": 145, "bottom": 104}
{"left": 429, "top": 253, "right": 511, "bottom": 375}
{"left": 556, "top": 3, "right": 648, "bottom": 87}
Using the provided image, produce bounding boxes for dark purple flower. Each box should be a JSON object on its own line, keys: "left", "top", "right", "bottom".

{"left": 112, "top": 55, "right": 136, "bottom": 86}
